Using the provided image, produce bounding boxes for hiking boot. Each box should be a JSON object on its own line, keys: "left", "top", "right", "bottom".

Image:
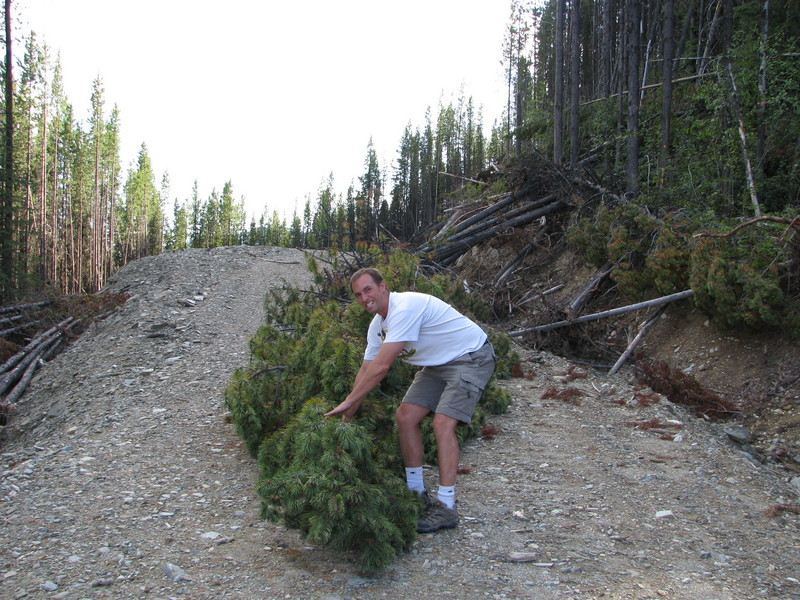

{"left": 417, "top": 500, "right": 459, "bottom": 533}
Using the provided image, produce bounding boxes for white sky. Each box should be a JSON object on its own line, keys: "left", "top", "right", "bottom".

{"left": 15, "top": 0, "right": 511, "bottom": 221}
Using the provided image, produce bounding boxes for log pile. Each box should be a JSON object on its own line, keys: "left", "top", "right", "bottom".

{"left": 418, "top": 186, "right": 568, "bottom": 267}
{"left": 0, "top": 317, "right": 79, "bottom": 415}
{"left": 0, "top": 293, "right": 128, "bottom": 424}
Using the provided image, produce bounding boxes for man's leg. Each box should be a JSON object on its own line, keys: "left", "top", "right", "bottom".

{"left": 415, "top": 412, "right": 461, "bottom": 533}
{"left": 395, "top": 402, "right": 431, "bottom": 470}
{"left": 432, "top": 413, "right": 460, "bottom": 487}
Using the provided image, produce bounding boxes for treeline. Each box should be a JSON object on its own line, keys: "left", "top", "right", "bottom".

{"left": 0, "top": 25, "right": 171, "bottom": 299}
{"left": 505, "top": 0, "right": 798, "bottom": 214}
{"left": 0, "top": 4, "right": 505, "bottom": 302}
{"left": 1, "top": 0, "right": 798, "bottom": 304}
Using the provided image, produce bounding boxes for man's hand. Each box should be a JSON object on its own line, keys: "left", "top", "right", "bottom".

{"left": 324, "top": 342, "right": 405, "bottom": 421}
{"left": 324, "top": 396, "right": 363, "bottom": 420}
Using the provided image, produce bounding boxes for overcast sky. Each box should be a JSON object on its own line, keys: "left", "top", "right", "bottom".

{"left": 16, "top": 0, "right": 511, "bottom": 220}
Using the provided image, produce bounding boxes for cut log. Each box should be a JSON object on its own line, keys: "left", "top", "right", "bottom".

{"left": 0, "top": 300, "right": 51, "bottom": 315}
{"left": 418, "top": 187, "right": 537, "bottom": 253}
{"left": 0, "top": 317, "right": 74, "bottom": 376}
{"left": 0, "top": 317, "right": 76, "bottom": 396}
{"left": 509, "top": 289, "right": 694, "bottom": 337}
{"left": 565, "top": 262, "right": 613, "bottom": 316}
{"left": 3, "top": 349, "right": 48, "bottom": 405}
{"left": 0, "top": 334, "right": 60, "bottom": 397}
{"left": 443, "top": 194, "right": 558, "bottom": 246}
{"left": 518, "top": 284, "right": 565, "bottom": 306}
{"left": 494, "top": 243, "right": 535, "bottom": 286}
{"left": 0, "top": 318, "right": 46, "bottom": 337}
{"left": 608, "top": 305, "right": 667, "bottom": 375}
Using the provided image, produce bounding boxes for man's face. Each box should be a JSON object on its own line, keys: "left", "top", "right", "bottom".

{"left": 351, "top": 274, "right": 388, "bottom": 316}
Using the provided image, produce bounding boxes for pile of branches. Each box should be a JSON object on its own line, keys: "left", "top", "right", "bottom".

{"left": 0, "top": 292, "right": 128, "bottom": 425}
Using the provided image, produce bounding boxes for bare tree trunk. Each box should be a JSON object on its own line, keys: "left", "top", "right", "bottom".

{"left": 659, "top": 0, "right": 676, "bottom": 185}
{"left": 39, "top": 89, "right": 48, "bottom": 284}
{"left": 1, "top": 0, "right": 14, "bottom": 299}
{"left": 600, "top": 0, "right": 613, "bottom": 98}
{"left": 614, "top": 1, "right": 628, "bottom": 171}
{"left": 509, "top": 290, "right": 695, "bottom": 337}
{"left": 107, "top": 166, "right": 116, "bottom": 282}
{"left": 51, "top": 130, "right": 58, "bottom": 283}
{"left": 553, "top": 0, "right": 566, "bottom": 165}
{"left": 608, "top": 306, "right": 667, "bottom": 375}
{"left": 93, "top": 139, "right": 100, "bottom": 290}
{"left": 626, "top": 0, "right": 641, "bottom": 195}
{"left": 699, "top": 0, "right": 723, "bottom": 75}
{"left": 23, "top": 104, "right": 32, "bottom": 281}
{"left": 725, "top": 60, "right": 762, "bottom": 217}
{"left": 569, "top": 0, "right": 581, "bottom": 168}
{"left": 756, "top": 0, "right": 769, "bottom": 182}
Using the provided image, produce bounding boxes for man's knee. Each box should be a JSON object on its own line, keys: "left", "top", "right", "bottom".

{"left": 395, "top": 402, "right": 429, "bottom": 428}
{"left": 431, "top": 413, "right": 459, "bottom": 437}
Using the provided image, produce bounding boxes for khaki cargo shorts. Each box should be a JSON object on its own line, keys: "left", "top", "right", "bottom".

{"left": 401, "top": 341, "right": 496, "bottom": 423}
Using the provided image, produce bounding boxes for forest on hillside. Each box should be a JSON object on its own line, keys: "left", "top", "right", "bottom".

{"left": 0, "top": 0, "right": 798, "bottom": 318}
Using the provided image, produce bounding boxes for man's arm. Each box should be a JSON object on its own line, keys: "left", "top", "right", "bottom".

{"left": 324, "top": 341, "right": 406, "bottom": 419}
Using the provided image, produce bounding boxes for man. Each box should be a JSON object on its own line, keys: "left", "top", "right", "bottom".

{"left": 324, "top": 268, "right": 496, "bottom": 533}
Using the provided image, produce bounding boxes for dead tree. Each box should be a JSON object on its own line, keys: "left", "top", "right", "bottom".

{"left": 608, "top": 305, "right": 667, "bottom": 375}
{"left": 509, "top": 289, "right": 694, "bottom": 337}
{"left": 565, "top": 262, "right": 613, "bottom": 316}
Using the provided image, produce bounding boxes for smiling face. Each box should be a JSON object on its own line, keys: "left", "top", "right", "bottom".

{"left": 351, "top": 273, "right": 390, "bottom": 318}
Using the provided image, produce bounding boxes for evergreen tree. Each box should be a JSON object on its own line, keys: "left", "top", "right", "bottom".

{"left": 287, "top": 210, "right": 302, "bottom": 247}
{"left": 168, "top": 197, "right": 188, "bottom": 250}
{"left": 356, "top": 139, "right": 382, "bottom": 242}
{"left": 217, "top": 180, "right": 247, "bottom": 246}
{"left": 312, "top": 175, "right": 335, "bottom": 248}
{"left": 225, "top": 248, "right": 515, "bottom": 572}
{"left": 118, "top": 144, "right": 162, "bottom": 264}
{"left": 188, "top": 180, "right": 202, "bottom": 248}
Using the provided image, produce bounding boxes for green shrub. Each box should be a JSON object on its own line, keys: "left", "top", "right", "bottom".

{"left": 690, "top": 232, "right": 786, "bottom": 331}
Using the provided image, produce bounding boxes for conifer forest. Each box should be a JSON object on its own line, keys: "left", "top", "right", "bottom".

{"left": 0, "top": 0, "right": 798, "bottom": 317}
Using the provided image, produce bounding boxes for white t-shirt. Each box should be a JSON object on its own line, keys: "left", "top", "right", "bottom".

{"left": 363, "top": 292, "right": 487, "bottom": 366}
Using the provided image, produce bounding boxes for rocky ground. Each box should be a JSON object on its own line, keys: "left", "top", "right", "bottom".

{"left": 1, "top": 245, "right": 799, "bottom": 600}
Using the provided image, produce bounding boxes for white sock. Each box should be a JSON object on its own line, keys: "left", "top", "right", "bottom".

{"left": 405, "top": 467, "right": 425, "bottom": 493}
{"left": 437, "top": 485, "right": 455, "bottom": 509}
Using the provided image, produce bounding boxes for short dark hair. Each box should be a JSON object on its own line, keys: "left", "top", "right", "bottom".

{"left": 350, "top": 267, "right": 383, "bottom": 290}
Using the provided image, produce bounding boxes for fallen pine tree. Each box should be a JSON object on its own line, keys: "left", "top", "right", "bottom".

{"left": 224, "top": 248, "right": 517, "bottom": 573}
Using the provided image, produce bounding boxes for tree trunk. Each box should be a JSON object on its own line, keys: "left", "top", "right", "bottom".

{"left": 699, "top": 0, "right": 723, "bottom": 75}
{"left": 608, "top": 306, "right": 667, "bottom": 375}
{"left": 509, "top": 290, "right": 695, "bottom": 337}
{"left": 39, "top": 85, "right": 48, "bottom": 285}
{"left": 726, "top": 60, "right": 762, "bottom": 217}
{"left": 553, "top": 0, "right": 566, "bottom": 165}
{"left": 658, "top": 0, "right": 675, "bottom": 184}
{"left": 1, "top": 0, "right": 14, "bottom": 300}
{"left": 756, "top": 0, "right": 769, "bottom": 182}
{"left": 569, "top": 0, "right": 581, "bottom": 168}
{"left": 600, "top": 0, "right": 613, "bottom": 98}
{"left": 625, "top": 0, "right": 641, "bottom": 195}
